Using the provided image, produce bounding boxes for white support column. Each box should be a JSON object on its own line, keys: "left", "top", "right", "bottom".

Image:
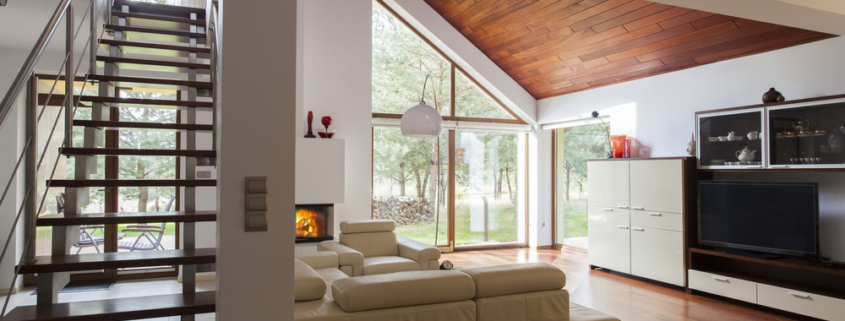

{"left": 216, "top": 0, "right": 297, "bottom": 319}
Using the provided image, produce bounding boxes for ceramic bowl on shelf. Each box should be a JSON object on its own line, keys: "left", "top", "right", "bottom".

{"left": 718, "top": 136, "right": 728, "bottom": 141}
{"left": 707, "top": 137, "right": 719, "bottom": 142}
{"left": 711, "top": 159, "right": 725, "bottom": 165}
{"left": 733, "top": 136, "right": 744, "bottom": 141}
{"left": 318, "top": 129, "right": 336, "bottom": 138}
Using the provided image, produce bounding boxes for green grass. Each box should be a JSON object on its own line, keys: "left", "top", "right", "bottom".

{"left": 395, "top": 197, "right": 520, "bottom": 246}
{"left": 562, "top": 198, "right": 588, "bottom": 239}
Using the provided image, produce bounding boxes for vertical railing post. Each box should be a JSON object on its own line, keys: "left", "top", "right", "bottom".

{"left": 64, "top": 2, "right": 74, "bottom": 149}
{"left": 89, "top": 0, "right": 97, "bottom": 76}
{"left": 23, "top": 74, "right": 38, "bottom": 264}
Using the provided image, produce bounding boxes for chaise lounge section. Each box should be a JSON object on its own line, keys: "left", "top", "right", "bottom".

{"left": 294, "top": 251, "right": 619, "bottom": 321}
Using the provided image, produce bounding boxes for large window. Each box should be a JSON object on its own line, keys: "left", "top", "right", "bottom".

{"left": 371, "top": 1, "right": 527, "bottom": 249}
{"left": 553, "top": 123, "right": 611, "bottom": 250}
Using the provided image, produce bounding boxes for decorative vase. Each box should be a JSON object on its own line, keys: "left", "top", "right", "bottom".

{"left": 611, "top": 135, "right": 627, "bottom": 158}
{"left": 623, "top": 138, "right": 632, "bottom": 158}
{"left": 320, "top": 116, "right": 333, "bottom": 139}
{"left": 304, "top": 111, "right": 316, "bottom": 138}
{"left": 686, "top": 132, "right": 696, "bottom": 156}
{"left": 762, "top": 88, "right": 782, "bottom": 103}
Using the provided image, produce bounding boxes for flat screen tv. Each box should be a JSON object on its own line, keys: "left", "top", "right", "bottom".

{"left": 698, "top": 181, "right": 819, "bottom": 258}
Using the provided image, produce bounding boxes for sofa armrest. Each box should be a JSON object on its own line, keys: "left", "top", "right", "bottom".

{"left": 295, "top": 251, "right": 338, "bottom": 270}
{"left": 318, "top": 241, "right": 364, "bottom": 276}
{"left": 397, "top": 237, "right": 441, "bottom": 270}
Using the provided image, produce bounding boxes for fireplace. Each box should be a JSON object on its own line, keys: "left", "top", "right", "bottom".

{"left": 295, "top": 204, "right": 334, "bottom": 243}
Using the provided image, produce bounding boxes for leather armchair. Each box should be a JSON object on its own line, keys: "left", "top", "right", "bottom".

{"left": 318, "top": 220, "right": 441, "bottom": 276}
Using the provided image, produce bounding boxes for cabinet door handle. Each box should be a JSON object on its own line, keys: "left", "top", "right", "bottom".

{"left": 617, "top": 206, "right": 629, "bottom": 209}
{"left": 603, "top": 208, "right": 614, "bottom": 211}
{"left": 790, "top": 293, "right": 811, "bottom": 299}
{"left": 649, "top": 213, "right": 662, "bottom": 216}
{"left": 632, "top": 207, "right": 644, "bottom": 210}
{"left": 712, "top": 277, "right": 729, "bottom": 282}
{"left": 633, "top": 228, "right": 645, "bottom": 231}
{"left": 617, "top": 226, "right": 629, "bottom": 229}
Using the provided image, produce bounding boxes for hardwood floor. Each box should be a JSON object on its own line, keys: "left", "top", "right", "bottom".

{"left": 442, "top": 247, "right": 799, "bottom": 321}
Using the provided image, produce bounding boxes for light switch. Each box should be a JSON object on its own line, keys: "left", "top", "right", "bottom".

{"left": 246, "top": 195, "right": 267, "bottom": 211}
{"left": 245, "top": 177, "right": 267, "bottom": 194}
{"left": 245, "top": 212, "right": 267, "bottom": 232}
{"left": 245, "top": 177, "right": 268, "bottom": 232}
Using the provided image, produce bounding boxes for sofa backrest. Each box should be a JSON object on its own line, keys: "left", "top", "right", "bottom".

{"left": 331, "top": 270, "right": 476, "bottom": 312}
{"left": 339, "top": 220, "right": 399, "bottom": 257}
{"left": 294, "top": 259, "right": 327, "bottom": 302}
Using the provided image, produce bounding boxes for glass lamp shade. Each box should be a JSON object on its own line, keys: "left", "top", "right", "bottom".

{"left": 401, "top": 103, "right": 443, "bottom": 138}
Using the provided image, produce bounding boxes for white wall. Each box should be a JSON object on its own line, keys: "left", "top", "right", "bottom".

{"left": 301, "top": 0, "right": 373, "bottom": 236}
{"left": 216, "top": 0, "right": 296, "bottom": 318}
{"left": 538, "top": 37, "right": 845, "bottom": 260}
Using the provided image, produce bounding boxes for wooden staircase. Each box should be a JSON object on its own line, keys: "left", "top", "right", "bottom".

{"left": 5, "top": 1, "right": 218, "bottom": 320}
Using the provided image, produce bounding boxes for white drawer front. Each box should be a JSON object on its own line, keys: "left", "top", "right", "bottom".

{"left": 588, "top": 220, "right": 630, "bottom": 274}
{"left": 688, "top": 270, "right": 757, "bottom": 304}
{"left": 631, "top": 210, "right": 683, "bottom": 232}
{"left": 588, "top": 206, "right": 630, "bottom": 225}
{"left": 757, "top": 283, "right": 845, "bottom": 320}
{"left": 631, "top": 228, "right": 684, "bottom": 286}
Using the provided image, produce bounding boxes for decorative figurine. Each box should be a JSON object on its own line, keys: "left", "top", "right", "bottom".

{"left": 686, "top": 132, "right": 696, "bottom": 156}
{"left": 304, "top": 111, "right": 316, "bottom": 138}
{"left": 762, "top": 88, "right": 782, "bottom": 103}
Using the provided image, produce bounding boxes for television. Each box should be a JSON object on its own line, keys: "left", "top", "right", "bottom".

{"left": 698, "top": 181, "right": 819, "bottom": 258}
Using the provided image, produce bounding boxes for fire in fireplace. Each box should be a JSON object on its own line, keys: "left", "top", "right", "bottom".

{"left": 295, "top": 204, "right": 333, "bottom": 243}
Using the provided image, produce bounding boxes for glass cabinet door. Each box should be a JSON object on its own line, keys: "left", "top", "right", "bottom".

{"left": 768, "top": 98, "right": 845, "bottom": 168}
{"left": 697, "top": 108, "right": 766, "bottom": 169}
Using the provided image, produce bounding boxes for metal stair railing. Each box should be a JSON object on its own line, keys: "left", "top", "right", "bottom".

{"left": 0, "top": 0, "right": 111, "bottom": 316}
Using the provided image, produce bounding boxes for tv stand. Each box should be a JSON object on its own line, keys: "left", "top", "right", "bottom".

{"left": 719, "top": 248, "right": 782, "bottom": 259}
{"left": 688, "top": 247, "right": 845, "bottom": 319}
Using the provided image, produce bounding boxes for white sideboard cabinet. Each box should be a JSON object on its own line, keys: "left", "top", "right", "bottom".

{"left": 587, "top": 157, "right": 695, "bottom": 287}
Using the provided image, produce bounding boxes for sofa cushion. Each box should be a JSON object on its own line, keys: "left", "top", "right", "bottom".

{"left": 340, "top": 232, "right": 398, "bottom": 257}
{"left": 295, "top": 259, "right": 327, "bottom": 302}
{"left": 340, "top": 220, "right": 395, "bottom": 234}
{"left": 460, "top": 263, "right": 566, "bottom": 298}
{"left": 332, "top": 270, "right": 475, "bottom": 312}
{"left": 314, "top": 267, "right": 348, "bottom": 301}
{"left": 295, "top": 251, "right": 338, "bottom": 270}
{"left": 362, "top": 256, "right": 421, "bottom": 275}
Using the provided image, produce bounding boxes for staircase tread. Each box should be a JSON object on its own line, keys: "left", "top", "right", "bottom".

{"left": 62, "top": 147, "right": 216, "bottom": 157}
{"left": 114, "top": 0, "right": 206, "bottom": 16}
{"left": 113, "top": 10, "right": 207, "bottom": 25}
{"left": 107, "top": 24, "right": 207, "bottom": 39}
{"left": 40, "top": 93, "right": 212, "bottom": 108}
{"left": 98, "top": 56, "right": 209, "bottom": 69}
{"left": 100, "top": 39, "right": 211, "bottom": 53}
{"left": 48, "top": 179, "right": 216, "bottom": 188}
{"left": 74, "top": 120, "right": 212, "bottom": 131}
{"left": 19, "top": 247, "right": 215, "bottom": 273}
{"left": 37, "top": 211, "right": 217, "bottom": 226}
{"left": 2, "top": 291, "right": 215, "bottom": 321}
{"left": 88, "top": 74, "right": 212, "bottom": 88}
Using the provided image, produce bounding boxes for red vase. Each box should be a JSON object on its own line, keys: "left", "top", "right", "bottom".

{"left": 611, "top": 135, "right": 627, "bottom": 158}
{"left": 623, "top": 138, "right": 632, "bottom": 158}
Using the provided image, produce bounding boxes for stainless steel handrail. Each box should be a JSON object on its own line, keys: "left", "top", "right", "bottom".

{"left": 0, "top": 0, "right": 71, "bottom": 130}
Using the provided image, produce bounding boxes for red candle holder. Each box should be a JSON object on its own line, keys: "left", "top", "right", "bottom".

{"left": 611, "top": 135, "right": 627, "bottom": 158}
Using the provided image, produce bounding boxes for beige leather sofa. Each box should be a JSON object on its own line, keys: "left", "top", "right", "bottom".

{"left": 317, "top": 220, "right": 441, "bottom": 276}
{"left": 293, "top": 251, "right": 619, "bottom": 321}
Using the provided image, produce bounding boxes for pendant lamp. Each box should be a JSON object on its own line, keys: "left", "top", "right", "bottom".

{"left": 401, "top": 75, "right": 443, "bottom": 138}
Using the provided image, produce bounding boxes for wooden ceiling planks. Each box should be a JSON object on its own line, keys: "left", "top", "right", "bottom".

{"left": 426, "top": 0, "right": 835, "bottom": 99}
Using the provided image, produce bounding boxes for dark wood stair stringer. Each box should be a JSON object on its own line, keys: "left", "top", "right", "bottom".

{"left": 74, "top": 120, "right": 212, "bottom": 131}
{"left": 37, "top": 211, "right": 217, "bottom": 226}
{"left": 1, "top": 291, "right": 216, "bottom": 321}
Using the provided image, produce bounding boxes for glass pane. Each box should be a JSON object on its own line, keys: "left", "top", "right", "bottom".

{"left": 372, "top": 3, "right": 450, "bottom": 115}
{"left": 699, "top": 111, "right": 763, "bottom": 166}
{"left": 372, "top": 127, "right": 448, "bottom": 246}
{"left": 554, "top": 124, "right": 609, "bottom": 250}
{"left": 455, "top": 131, "right": 522, "bottom": 246}
{"left": 769, "top": 102, "right": 845, "bottom": 165}
{"left": 455, "top": 72, "right": 514, "bottom": 119}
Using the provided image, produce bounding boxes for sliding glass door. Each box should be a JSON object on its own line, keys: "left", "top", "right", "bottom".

{"left": 553, "top": 124, "right": 610, "bottom": 250}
